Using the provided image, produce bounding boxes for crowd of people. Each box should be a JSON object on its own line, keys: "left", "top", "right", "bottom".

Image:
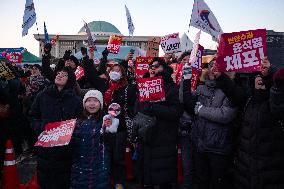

{"left": 0, "top": 42, "right": 284, "bottom": 189}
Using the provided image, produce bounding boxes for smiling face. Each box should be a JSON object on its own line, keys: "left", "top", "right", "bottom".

{"left": 84, "top": 97, "right": 101, "bottom": 114}
{"left": 149, "top": 61, "right": 164, "bottom": 77}
{"left": 55, "top": 71, "right": 68, "bottom": 88}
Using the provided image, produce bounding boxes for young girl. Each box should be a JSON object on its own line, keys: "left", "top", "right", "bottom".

{"left": 70, "top": 90, "right": 111, "bottom": 189}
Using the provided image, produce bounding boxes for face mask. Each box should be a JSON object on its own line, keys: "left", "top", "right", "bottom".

{"left": 109, "top": 71, "right": 121, "bottom": 81}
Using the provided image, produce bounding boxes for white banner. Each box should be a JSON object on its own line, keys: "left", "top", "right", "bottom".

{"left": 125, "top": 5, "right": 135, "bottom": 36}
{"left": 160, "top": 33, "right": 181, "bottom": 54}
{"left": 190, "top": 0, "right": 223, "bottom": 41}
{"left": 22, "top": 0, "right": 37, "bottom": 37}
{"left": 189, "top": 30, "right": 201, "bottom": 64}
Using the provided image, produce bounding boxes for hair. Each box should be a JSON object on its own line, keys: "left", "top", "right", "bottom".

{"left": 178, "top": 51, "right": 191, "bottom": 62}
{"left": 109, "top": 64, "right": 128, "bottom": 83}
{"left": 32, "top": 64, "right": 42, "bottom": 72}
{"left": 55, "top": 66, "right": 76, "bottom": 90}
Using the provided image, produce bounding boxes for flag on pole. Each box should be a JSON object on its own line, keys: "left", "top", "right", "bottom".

{"left": 44, "top": 22, "right": 50, "bottom": 44}
{"left": 83, "top": 21, "right": 96, "bottom": 49}
{"left": 125, "top": 5, "right": 135, "bottom": 36}
{"left": 22, "top": 0, "right": 37, "bottom": 37}
{"left": 189, "top": 0, "right": 223, "bottom": 41}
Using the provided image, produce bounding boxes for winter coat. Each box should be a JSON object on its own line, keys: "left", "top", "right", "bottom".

{"left": 184, "top": 80, "right": 238, "bottom": 155}
{"left": 234, "top": 87, "right": 284, "bottom": 189}
{"left": 135, "top": 71, "right": 183, "bottom": 185}
{"left": 30, "top": 84, "right": 82, "bottom": 189}
{"left": 70, "top": 117, "right": 111, "bottom": 189}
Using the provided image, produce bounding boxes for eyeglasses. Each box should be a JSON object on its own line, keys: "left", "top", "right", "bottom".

{"left": 149, "top": 64, "right": 160, "bottom": 69}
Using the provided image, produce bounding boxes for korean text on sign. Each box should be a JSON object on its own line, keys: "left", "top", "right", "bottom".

{"left": 75, "top": 66, "right": 84, "bottom": 80}
{"left": 137, "top": 76, "right": 166, "bottom": 102}
{"left": 146, "top": 37, "right": 161, "bottom": 57}
{"left": 135, "top": 57, "right": 153, "bottom": 78}
{"left": 107, "top": 35, "right": 123, "bottom": 54}
{"left": 160, "top": 33, "right": 181, "bottom": 54}
{"left": 216, "top": 29, "right": 266, "bottom": 72}
{"left": 35, "top": 119, "right": 76, "bottom": 147}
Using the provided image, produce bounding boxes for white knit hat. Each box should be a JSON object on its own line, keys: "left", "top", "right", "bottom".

{"left": 83, "top": 90, "right": 104, "bottom": 110}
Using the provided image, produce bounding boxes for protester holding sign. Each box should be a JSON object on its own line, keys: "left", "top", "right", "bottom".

{"left": 103, "top": 63, "right": 136, "bottom": 189}
{"left": 70, "top": 90, "right": 111, "bottom": 189}
{"left": 30, "top": 66, "right": 82, "bottom": 189}
{"left": 183, "top": 60, "right": 238, "bottom": 189}
{"left": 223, "top": 58, "right": 284, "bottom": 189}
{"left": 134, "top": 57, "right": 182, "bottom": 189}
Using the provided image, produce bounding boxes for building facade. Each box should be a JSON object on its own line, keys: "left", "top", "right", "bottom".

{"left": 34, "top": 21, "right": 157, "bottom": 58}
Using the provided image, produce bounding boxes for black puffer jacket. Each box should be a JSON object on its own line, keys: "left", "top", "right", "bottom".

{"left": 30, "top": 85, "right": 82, "bottom": 189}
{"left": 135, "top": 69, "right": 183, "bottom": 185}
{"left": 234, "top": 87, "right": 284, "bottom": 189}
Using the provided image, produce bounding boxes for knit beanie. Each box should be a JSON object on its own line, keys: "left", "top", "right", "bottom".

{"left": 83, "top": 90, "right": 104, "bottom": 110}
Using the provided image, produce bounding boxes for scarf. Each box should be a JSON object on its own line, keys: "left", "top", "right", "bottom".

{"left": 104, "top": 80, "right": 127, "bottom": 107}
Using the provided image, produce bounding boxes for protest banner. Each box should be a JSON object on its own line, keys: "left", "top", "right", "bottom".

{"left": 50, "top": 35, "right": 59, "bottom": 46}
{"left": 0, "top": 59, "right": 15, "bottom": 80}
{"left": 0, "top": 48, "right": 25, "bottom": 64}
{"left": 216, "top": 29, "right": 266, "bottom": 72}
{"left": 75, "top": 66, "right": 84, "bottom": 80}
{"left": 146, "top": 37, "right": 161, "bottom": 57}
{"left": 107, "top": 35, "right": 123, "bottom": 54}
{"left": 137, "top": 76, "right": 165, "bottom": 102}
{"left": 191, "top": 44, "right": 204, "bottom": 90}
{"left": 160, "top": 33, "right": 181, "bottom": 54}
{"left": 35, "top": 119, "right": 76, "bottom": 147}
{"left": 135, "top": 57, "right": 153, "bottom": 78}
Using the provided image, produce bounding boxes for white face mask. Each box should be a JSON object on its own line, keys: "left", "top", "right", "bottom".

{"left": 109, "top": 71, "right": 121, "bottom": 81}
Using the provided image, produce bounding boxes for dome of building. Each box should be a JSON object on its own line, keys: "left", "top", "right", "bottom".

{"left": 78, "top": 21, "right": 121, "bottom": 34}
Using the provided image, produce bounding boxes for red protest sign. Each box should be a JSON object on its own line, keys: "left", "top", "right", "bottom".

{"left": 137, "top": 76, "right": 166, "bottom": 102}
{"left": 216, "top": 29, "right": 266, "bottom": 72}
{"left": 135, "top": 57, "right": 153, "bottom": 78}
{"left": 191, "top": 45, "right": 204, "bottom": 90}
{"left": 35, "top": 119, "right": 76, "bottom": 147}
{"left": 50, "top": 35, "right": 59, "bottom": 46}
{"left": 107, "top": 35, "right": 123, "bottom": 54}
{"left": 6, "top": 52, "right": 23, "bottom": 64}
{"left": 75, "top": 66, "right": 84, "bottom": 80}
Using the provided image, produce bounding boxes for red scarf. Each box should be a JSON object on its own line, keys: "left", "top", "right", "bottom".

{"left": 104, "top": 80, "right": 127, "bottom": 107}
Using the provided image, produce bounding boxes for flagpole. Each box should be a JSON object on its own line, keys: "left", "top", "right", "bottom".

{"left": 35, "top": 22, "right": 43, "bottom": 56}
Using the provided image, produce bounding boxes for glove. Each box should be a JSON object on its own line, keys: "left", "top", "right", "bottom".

{"left": 182, "top": 64, "right": 192, "bottom": 80}
{"left": 102, "top": 47, "right": 109, "bottom": 58}
{"left": 43, "top": 43, "right": 51, "bottom": 55}
{"left": 194, "top": 102, "right": 203, "bottom": 115}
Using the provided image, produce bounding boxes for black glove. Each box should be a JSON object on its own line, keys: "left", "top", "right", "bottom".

{"left": 63, "top": 50, "right": 72, "bottom": 60}
{"left": 102, "top": 47, "right": 109, "bottom": 59}
{"left": 43, "top": 43, "right": 51, "bottom": 55}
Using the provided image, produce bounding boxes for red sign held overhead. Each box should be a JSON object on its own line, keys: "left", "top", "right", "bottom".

{"left": 216, "top": 29, "right": 266, "bottom": 72}
{"left": 75, "top": 66, "right": 84, "bottom": 80}
{"left": 137, "top": 76, "right": 166, "bottom": 102}
{"left": 107, "top": 35, "right": 123, "bottom": 54}
{"left": 135, "top": 57, "right": 153, "bottom": 78}
{"left": 35, "top": 119, "right": 76, "bottom": 147}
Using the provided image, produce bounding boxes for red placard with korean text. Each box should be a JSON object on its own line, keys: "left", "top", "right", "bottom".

{"left": 135, "top": 57, "right": 153, "bottom": 78}
{"left": 216, "top": 29, "right": 266, "bottom": 72}
{"left": 75, "top": 66, "right": 84, "bottom": 80}
{"left": 137, "top": 76, "right": 165, "bottom": 102}
{"left": 191, "top": 45, "right": 204, "bottom": 90}
{"left": 35, "top": 119, "right": 76, "bottom": 147}
{"left": 107, "top": 35, "right": 123, "bottom": 54}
